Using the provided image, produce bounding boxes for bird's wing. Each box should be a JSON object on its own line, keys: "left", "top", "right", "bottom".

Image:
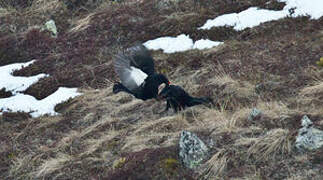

{"left": 114, "top": 53, "right": 148, "bottom": 91}
{"left": 126, "top": 44, "right": 156, "bottom": 76}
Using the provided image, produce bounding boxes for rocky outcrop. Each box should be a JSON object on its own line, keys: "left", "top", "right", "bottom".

{"left": 295, "top": 115, "right": 323, "bottom": 151}
{"left": 179, "top": 130, "right": 209, "bottom": 169}
{"left": 248, "top": 108, "right": 262, "bottom": 121}
{"left": 43, "top": 20, "right": 57, "bottom": 37}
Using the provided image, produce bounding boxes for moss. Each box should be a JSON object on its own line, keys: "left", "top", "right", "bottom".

{"left": 161, "top": 158, "right": 180, "bottom": 174}
{"left": 112, "top": 157, "right": 126, "bottom": 169}
{"left": 316, "top": 57, "right": 323, "bottom": 67}
{"left": 105, "top": 139, "right": 119, "bottom": 154}
{"left": 7, "top": 152, "right": 15, "bottom": 159}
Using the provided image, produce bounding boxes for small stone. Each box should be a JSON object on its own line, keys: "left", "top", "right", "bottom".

{"left": 248, "top": 108, "right": 262, "bottom": 121}
{"left": 300, "top": 115, "right": 313, "bottom": 127}
{"left": 295, "top": 115, "right": 323, "bottom": 152}
{"left": 46, "top": 139, "right": 53, "bottom": 145}
{"left": 43, "top": 20, "right": 57, "bottom": 37}
{"left": 179, "top": 130, "right": 209, "bottom": 169}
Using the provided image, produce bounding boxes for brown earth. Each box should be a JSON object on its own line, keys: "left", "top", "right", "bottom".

{"left": 0, "top": 0, "right": 323, "bottom": 179}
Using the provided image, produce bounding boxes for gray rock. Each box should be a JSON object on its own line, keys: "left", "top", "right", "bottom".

{"left": 248, "top": 108, "right": 262, "bottom": 121}
{"left": 43, "top": 20, "right": 57, "bottom": 37}
{"left": 179, "top": 130, "right": 209, "bottom": 169}
{"left": 295, "top": 115, "right": 323, "bottom": 151}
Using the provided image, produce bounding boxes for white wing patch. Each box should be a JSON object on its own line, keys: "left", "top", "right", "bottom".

{"left": 130, "top": 66, "right": 148, "bottom": 86}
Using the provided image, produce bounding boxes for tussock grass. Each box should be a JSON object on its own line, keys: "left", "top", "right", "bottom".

{"left": 202, "top": 149, "right": 228, "bottom": 179}
{"left": 8, "top": 155, "right": 33, "bottom": 180}
{"left": 202, "top": 107, "right": 254, "bottom": 134}
{"left": 69, "top": 13, "right": 95, "bottom": 33}
{"left": 247, "top": 128, "right": 292, "bottom": 161}
{"left": 35, "top": 153, "right": 72, "bottom": 178}
{"left": 300, "top": 81, "right": 323, "bottom": 98}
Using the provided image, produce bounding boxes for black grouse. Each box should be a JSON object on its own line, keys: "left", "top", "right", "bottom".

{"left": 158, "top": 85, "right": 214, "bottom": 112}
{"left": 113, "top": 44, "right": 170, "bottom": 100}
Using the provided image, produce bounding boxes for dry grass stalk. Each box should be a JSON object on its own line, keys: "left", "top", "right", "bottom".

{"left": 35, "top": 153, "right": 72, "bottom": 178}
{"left": 202, "top": 149, "right": 228, "bottom": 179}
{"left": 300, "top": 81, "right": 323, "bottom": 97}
{"left": 247, "top": 128, "right": 292, "bottom": 161}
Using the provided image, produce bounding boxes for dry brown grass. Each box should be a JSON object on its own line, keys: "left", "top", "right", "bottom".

{"left": 35, "top": 153, "right": 72, "bottom": 178}
{"left": 69, "top": 13, "right": 95, "bottom": 33}
{"left": 1, "top": 0, "right": 323, "bottom": 179}
{"left": 247, "top": 128, "right": 292, "bottom": 161}
{"left": 202, "top": 149, "right": 228, "bottom": 179}
{"left": 300, "top": 80, "right": 323, "bottom": 97}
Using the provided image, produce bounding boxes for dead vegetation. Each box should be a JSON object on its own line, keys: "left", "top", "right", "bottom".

{"left": 1, "top": 0, "right": 323, "bottom": 179}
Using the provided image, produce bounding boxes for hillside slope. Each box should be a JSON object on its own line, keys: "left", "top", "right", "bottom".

{"left": 0, "top": 0, "right": 323, "bottom": 179}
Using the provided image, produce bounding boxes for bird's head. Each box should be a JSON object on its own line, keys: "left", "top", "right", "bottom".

{"left": 155, "top": 74, "right": 169, "bottom": 100}
{"left": 156, "top": 74, "right": 170, "bottom": 86}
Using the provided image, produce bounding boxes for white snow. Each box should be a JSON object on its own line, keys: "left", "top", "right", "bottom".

{"left": 0, "top": 87, "right": 81, "bottom": 117}
{"left": 199, "top": 7, "right": 287, "bottom": 31}
{"left": 144, "top": 34, "right": 194, "bottom": 53}
{"left": 283, "top": 0, "right": 323, "bottom": 19}
{"left": 0, "top": 60, "right": 48, "bottom": 94}
{"left": 0, "top": 60, "right": 81, "bottom": 118}
{"left": 199, "top": 0, "right": 323, "bottom": 31}
{"left": 144, "top": 34, "right": 223, "bottom": 53}
{"left": 193, "top": 39, "right": 223, "bottom": 50}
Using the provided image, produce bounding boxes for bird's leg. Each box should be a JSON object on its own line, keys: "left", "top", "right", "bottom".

{"left": 169, "top": 98, "right": 179, "bottom": 113}
{"left": 180, "top": 103, "right": 186, "bottom": 111}
{"left": 165, "top": 99, "right": 171, "bottom": 111}
{"left": 161, "top": 99, "right": 171, "bottom": 113}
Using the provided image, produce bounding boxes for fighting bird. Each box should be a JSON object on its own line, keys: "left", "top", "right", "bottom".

{"left": 158, "top": 85, "right": 214, "bottom": 112}
{"left": 113, "top": 44, "right": 170, "bottom": 100}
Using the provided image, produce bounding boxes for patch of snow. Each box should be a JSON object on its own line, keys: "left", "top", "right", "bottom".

{"left": 193, "top": 39, "right": 223, "bottom": 50}
{"left": 144, "top": 35, "right": 222, "bottom": 53}
{"left": 144, "top": 34, "right": 194, "bottom": 53}
{"left": 199, "top": 0, "right": 323, "bottom": 31}
{"left": 282, "top": 0, "right": 323, "bottom": 19}
{"left": 0, "top": 60, "right": 81, "bottom": 118}
{"left": 199, "top": 7, "right": 288, "bottom": 30}
{"left": 0, "top": 87, "right": 81, "bottom": 117}
{"left": 0, "top": 60, "right": 48, "bottom": 94}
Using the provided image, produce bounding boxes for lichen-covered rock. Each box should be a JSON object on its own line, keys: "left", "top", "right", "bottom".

{"left": 248, "top": 108, "right": 262, "bottom": 121}
{"left": 43, "top": 20, "right": 57, "bottom": 37}
{"left": 179, "top": 130, "right": 209, "bottom": 169}
{"left": 295, "top": 115, "right": 323, "bottom": 151}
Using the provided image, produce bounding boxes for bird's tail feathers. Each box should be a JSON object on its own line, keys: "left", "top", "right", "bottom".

{"left": 188, "top": 96, "right": 214, "bottom": 107}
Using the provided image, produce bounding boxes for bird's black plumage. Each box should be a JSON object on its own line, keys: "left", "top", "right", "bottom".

{"left": 113, "top": 44, "right": 170, "bottom": 100}
{"left": 158, "top": 85, "right": 214, "bottom": 112}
